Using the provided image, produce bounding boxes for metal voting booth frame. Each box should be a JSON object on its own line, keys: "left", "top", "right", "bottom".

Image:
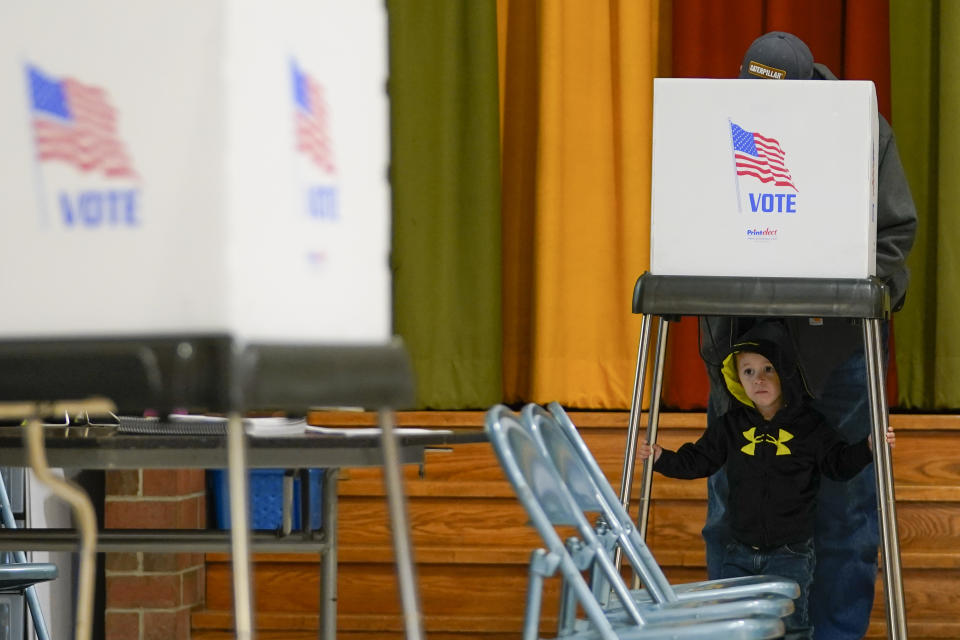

{"left": 618, "top": 273, "right": 907, "bottom": 639}
{"left": 0, "top": 337, "right": 428, "bottom": 640}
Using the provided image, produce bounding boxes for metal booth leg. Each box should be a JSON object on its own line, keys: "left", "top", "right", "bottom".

{"left": 632, "top": 318, "right": 670, "bottom": 590}
{"left": 636, "top": 317, "right": 670, "bottom": 544}
{"left": 863, "top": 319, "right": 908, "bottom": 639}
{"left": 617, "top": 315, "right": 671, "bottom": 585}
{"left": 618, "top": 313, "right": 654, "bottom": 560}
{"left": 226, "top": 412, "right": 255, "bottom": 640}
{"left": 378, "top": 408, "right": 424, "bottom": 640}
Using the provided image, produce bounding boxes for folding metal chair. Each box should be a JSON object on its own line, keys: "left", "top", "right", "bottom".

{"left": 0, "top": 469, "right": 55, "bottom": 640}
{"left": 521, "top": 403, "right": 799, "bottom": 632}
{"left": 485, "top": 404, "right": 786, "bottom": 640}
{"left": 534, "top": 402, "right": 800, "bottom": 604}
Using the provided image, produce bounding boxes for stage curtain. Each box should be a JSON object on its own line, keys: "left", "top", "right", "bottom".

{"left": 499, "top": 0, "right": 661, "bottom": 408}
{"left": 387, "top": 1, "right": 503, "bottom": 408}
{"left": 891, "top": 0, "right": 960, "bottom": 408}
{"left": 664, "top": 0, "right": 896, "bottom": 410}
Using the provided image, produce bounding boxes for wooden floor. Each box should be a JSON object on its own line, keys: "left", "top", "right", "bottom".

{"left": 192, "top": 410, "right": 960, "bottom": 639}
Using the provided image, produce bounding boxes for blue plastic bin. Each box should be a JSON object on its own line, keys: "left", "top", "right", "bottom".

{"left": 209, "top": 468, "right": 323, "bottom": 530}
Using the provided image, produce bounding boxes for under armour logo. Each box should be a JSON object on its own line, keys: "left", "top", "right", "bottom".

{"left": 741, "top": 427, "right": 794, "bottom": 456}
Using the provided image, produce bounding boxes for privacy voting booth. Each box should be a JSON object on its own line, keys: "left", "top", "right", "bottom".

{"left": 0, "top": 3, "right": 420, "bottom": 639}
{"left": 620, "top": 78, "right": 906, "bottom": 637}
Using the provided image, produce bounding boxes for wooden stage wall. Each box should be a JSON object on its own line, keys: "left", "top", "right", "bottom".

{"left": 192, "top": 410, "right": 960, "bottom": 639}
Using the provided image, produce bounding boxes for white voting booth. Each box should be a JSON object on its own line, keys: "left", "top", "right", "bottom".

{"left": 650, "top": 78, "right": 878, "bottom": 280}
{"left": 0, "top": 0, "right": 390, "bottom": 343}
{"left": 621, "top": 79, "right": 906, "bottom": 638}
{"left": 0, "top": 3, "right": 420, "bottom": 640}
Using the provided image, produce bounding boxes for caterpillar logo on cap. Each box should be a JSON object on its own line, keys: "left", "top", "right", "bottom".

{"left": 746, "top": 60, "right": 786, "bottom": 80}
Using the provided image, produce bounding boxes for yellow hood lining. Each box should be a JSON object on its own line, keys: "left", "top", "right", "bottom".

{"left": 722, "top": 346, "right": 757, "bottom": 409}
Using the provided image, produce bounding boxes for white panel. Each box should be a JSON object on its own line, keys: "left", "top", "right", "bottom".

{"left": 0, "top": 0, "right": 392, "bottom": 343}
{"left": 0, "top": 0, "right": 229, "bottom": 336}
{"left": 225, "top": 0, "right": 392, "bottom": 343}
{"left": 650, "top": 78, "right": 878, "bottom": 279}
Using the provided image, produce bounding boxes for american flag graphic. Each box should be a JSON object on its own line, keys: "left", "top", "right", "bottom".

{"left": 292, "top": 61, "right": 335, "bottom": 174}
{"left": 27, "top": 64, "right": 137, "bottom": 179}
{"left": 730, "top": 122, "right": 796, "bottom": 191}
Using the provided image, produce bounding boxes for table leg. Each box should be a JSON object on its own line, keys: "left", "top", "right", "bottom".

{"left": 320, "top": 468, "right": 339, "bottom": 640}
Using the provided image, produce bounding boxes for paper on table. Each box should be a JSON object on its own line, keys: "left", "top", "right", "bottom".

{"left": 304, "top": 424, "right": 453, "bottom": 437}
{"left": 245, "top": 417, "right": 307, "bottom": 436}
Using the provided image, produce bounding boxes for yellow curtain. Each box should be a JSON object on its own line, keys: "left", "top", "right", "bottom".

{"left": 500, "top": 0, "right": 661, "bottom": 408}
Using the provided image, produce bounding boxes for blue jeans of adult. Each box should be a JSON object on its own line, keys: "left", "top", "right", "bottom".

{"left": 720, "top": 537, "right": 815, "bottom": 639}
{"left": 702, "top": 342, "right": 882, "bottom": 639}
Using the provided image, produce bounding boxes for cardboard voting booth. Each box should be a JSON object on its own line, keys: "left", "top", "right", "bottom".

{"left": 650, "top": 78, "right": 879, "bottom": 280}
{"left": 0, "top": 0, "right": 391, "bottom": 344}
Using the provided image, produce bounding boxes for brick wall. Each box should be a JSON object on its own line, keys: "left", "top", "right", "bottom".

{"left": 104, "top": 469, "right": 206, "bottom": 640}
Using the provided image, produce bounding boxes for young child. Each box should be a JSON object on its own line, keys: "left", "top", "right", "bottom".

{"left": 638, "top": 321, "right": 894, "bottom": 639}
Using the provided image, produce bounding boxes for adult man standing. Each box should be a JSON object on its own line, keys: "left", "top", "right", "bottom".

{"left": 698, "top": 31, "right": 918, "bottom": 639}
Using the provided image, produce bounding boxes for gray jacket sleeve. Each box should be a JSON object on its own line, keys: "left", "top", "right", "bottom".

{"left": 876, "top": 116, "right": 917, "bottom": 311}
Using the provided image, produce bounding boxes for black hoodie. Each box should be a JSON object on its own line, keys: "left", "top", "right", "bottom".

{"left": 653, "top": 321, "right": 874, "bottom": 549}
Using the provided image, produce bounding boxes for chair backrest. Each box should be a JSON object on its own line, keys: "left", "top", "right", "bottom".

{"left": 484, "top": 405, "right": 650, "bottom": 634}
{"left": 0, "top": 467, "right": 54, "bottom": 640}
{"left": 525, "top": 402, "right": 678, "bottom": 604}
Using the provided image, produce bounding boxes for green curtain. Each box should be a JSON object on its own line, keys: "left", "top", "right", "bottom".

{"left": 387, "top": 1, "right": 502, "bottom": 409}
{"left": 891, "top": 0, "right": 960, "bottom": 408}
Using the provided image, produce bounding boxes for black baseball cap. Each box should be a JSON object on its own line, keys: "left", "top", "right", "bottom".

{"left": 739, "top": 31, "right": 815, "bottom": 80}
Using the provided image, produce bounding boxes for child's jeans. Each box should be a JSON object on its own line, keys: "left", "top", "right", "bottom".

{"left": 720, "top": 537, "right": 815, "bottom": 640}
